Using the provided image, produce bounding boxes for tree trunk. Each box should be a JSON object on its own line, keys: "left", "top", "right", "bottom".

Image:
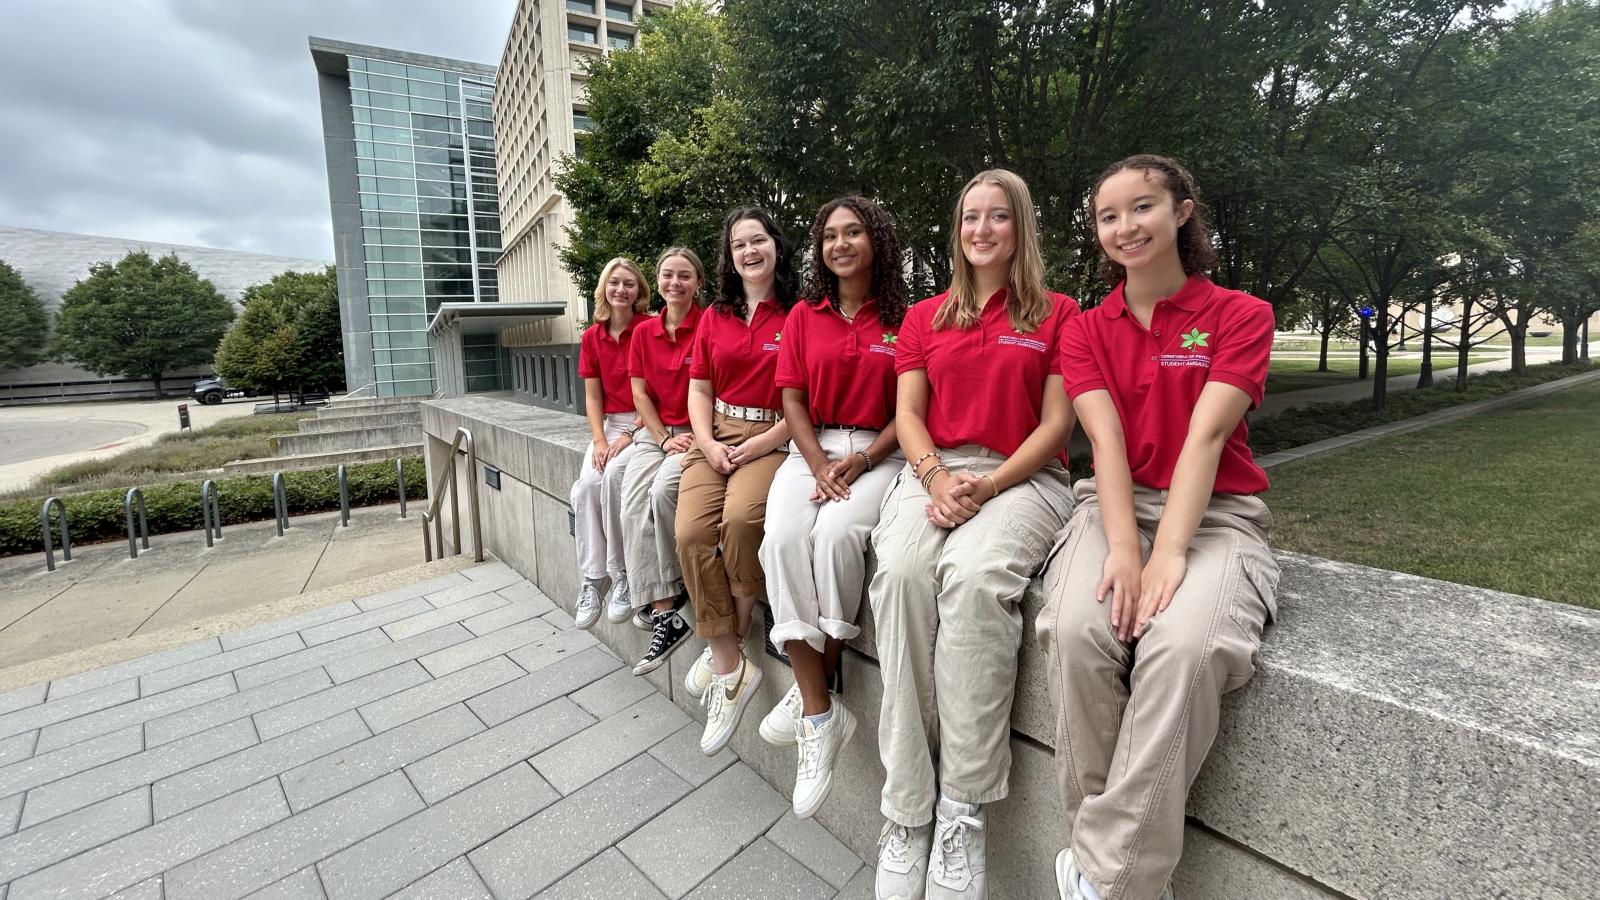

{"left": 1371, "top": 306, "right": 1390, "bottom": 410}
{"left": 1456, "top": 299, "right": 1472, "bottom": 391}
{"left": 1584, "top": 321, "right": 1591, "bottom": 362}
{"left": 1317, "top": 324, "right": 1332, "bottom": 372}
{"left": 1417, "top": 299, "right": 1434, "bottom": 388}
{"left": 1510, "top": 322, "right": 1528, "bottom": 374}
{"left": 1561, "top": 318, "right": 1579, "bottom": 365}
{"left": 1358, "top": 316, "right": 1370, "bottom": 380}
{"left": 151, "top": 373, "right": 163, "bottom": 398}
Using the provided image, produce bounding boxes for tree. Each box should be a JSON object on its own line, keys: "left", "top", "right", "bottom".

{"left": 0, "top": 259, "right": 49, "bottom": 372}
{"left": 52, "top": 251, "right": 235, "bottom": 395}
{"left": 213, "top": 267, "right": 344, "bottom": 400}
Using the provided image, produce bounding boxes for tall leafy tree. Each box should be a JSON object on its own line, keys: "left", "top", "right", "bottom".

{"left": 0, "top": 258, "right": 50, "bottom": 372}
{"left": 52, "top": 251, "right": 235, "bottom": 395}
{"left": 213, "top": 267, "right": 344, "bottom": 398}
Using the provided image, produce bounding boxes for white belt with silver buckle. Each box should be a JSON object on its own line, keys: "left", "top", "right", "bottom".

{"left": 714, "top": 399, "right": 781, "bottom": 422}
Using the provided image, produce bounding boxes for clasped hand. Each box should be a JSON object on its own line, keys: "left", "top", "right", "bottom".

{"left": 702, "top": 430, "right": 780, "bottom": 474}
{"left": 923, "top": 470, "right": 997, "bottom": 529}
{"left": 1097, "top": 548, "right": 1188, "bottom": 642}
{"left": 591, "top": 434, "right": 632, "bottom": 472}
{"left": 808, "top": 452, "right": 866, "bottom": 503}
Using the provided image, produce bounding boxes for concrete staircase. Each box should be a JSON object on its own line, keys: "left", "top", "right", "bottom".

{"left": 222, "top": 395, "right": 424, "bottom": 475}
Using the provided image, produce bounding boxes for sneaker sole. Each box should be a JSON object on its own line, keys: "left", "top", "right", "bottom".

{"left": 793, "top": 709, "right": 855, "bottom": 819}
{"left": 700, "top": 665, "right": 762, "bottom": 755}
{"left": 631, "top": 633, "right": 689, "bottom": 676}
{"left": 604, "top": 607, "right": 632, "bottom": 625}
{"left": 758, "top": 713, "right": 798, "bottom": 746}
{"left": 575, "top": 612, "right": 600, "bottom": 631}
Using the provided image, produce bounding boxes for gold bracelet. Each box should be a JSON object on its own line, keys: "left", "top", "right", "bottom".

{"left": 912, "top": 451, "right": 940, "bottom": 474}
{"left": 981, "top": 473, "right": 999, "bottom": 498}
{"left": 920, "top": 464, "right": 949, "bottom": 491}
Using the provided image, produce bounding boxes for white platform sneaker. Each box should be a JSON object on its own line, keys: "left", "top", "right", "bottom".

{"left": 927, "top": 796, "right": 986, "bottom": 898}
{"left": 792, "top": 702, "right": 855, "bottom": 818}
{"left": 875, "top": 820, "right": 933, "bottom": 900}
{"left": 574, "top": 578, "right": 603, "bottom": 630}
{"left": 759, "top": 683, "right": 804, "bottom": 745}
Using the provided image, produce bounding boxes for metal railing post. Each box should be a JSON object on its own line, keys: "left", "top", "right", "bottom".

{"left": 40, "top": 497, "right": 70, "bottom": 572}
{"left": 272, "top": 472, "right": 289, "bottom": 536}
{"left": 420, "top": 427, "right": 483, "bottom": 564}
{"left": 201, "top": 480, "right": 222, "bottom": 547}
{"left": 336, "top": 464, "right": 350, "bottom": 527}
{"left": 124, "top": 488, "right": 149, "bottom": 559}
{"left": 396, "top": 457, "right": 408, "bottom": 519}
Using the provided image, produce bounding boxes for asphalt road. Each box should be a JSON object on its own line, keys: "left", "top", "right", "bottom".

{"left": 0, "top": 417, "right": 148, "bottom": 466}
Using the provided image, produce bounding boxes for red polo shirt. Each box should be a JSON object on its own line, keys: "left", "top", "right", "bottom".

{"left": 775, "top": 299, "right": 899, "bottom": 429}
{"left": 577, "top": 318, "right": 640, "bottom": 414}
{"left": 688, "top": 298, "right": 787, "bottom": 410}
{"left": 1060, "top": 275, "right": 1273, "bottom": 494}
{"left": 627, "top": 304, "right": 702, "bottom": 427}
{"left": 897, "top": 288, "right": 1079, "bottom": 457}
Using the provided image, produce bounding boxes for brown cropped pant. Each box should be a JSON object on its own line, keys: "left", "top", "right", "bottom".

{"left": 674, "top": 412, "right": 785, "bottom": 638}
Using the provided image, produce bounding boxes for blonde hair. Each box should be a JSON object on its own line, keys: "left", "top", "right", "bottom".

{"left": 592, "top": 257, "right": 650, "bottom": 323}
{"left": 655, "top": 246, "right": 707, "bottom": 302}
{"left": 934, "top": 169, "right": 1051, "bottom": 333}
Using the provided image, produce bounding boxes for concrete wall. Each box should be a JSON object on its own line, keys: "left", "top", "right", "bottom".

{"left": 422, "top": 395, "right": 1600, "bottom": 900}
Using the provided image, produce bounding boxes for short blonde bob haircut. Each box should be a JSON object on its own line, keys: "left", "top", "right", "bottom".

{"left": 592, "top": 257, "right": 650, "bottom": 323}
{"left": 934, "top": 168, "right": 1051, "bottom": 334}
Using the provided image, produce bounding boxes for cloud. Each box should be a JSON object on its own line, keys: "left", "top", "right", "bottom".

{"left": 0, "top": 0, "right": 513, "bottom": 261}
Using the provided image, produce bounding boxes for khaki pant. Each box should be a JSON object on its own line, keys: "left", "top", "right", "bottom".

{"left": 760, "top": 428, "right": 901, "bottom": 653}
{"left": 869, "top": 446, "right": 1074, "bottom": 826}
{"left": 620, "top": 428, "right": 688, "bottom": 607}
{"left": 571, "top": 413, "right": 640, "bottom": 581}
{"left": 675, "top": 412, "right": 786, "bottom": 638}
{"left": 1036, "top": 479, "right": 1279, "bottom": 900}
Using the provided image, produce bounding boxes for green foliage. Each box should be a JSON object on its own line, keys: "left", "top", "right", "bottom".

{"left": 51, "top": 251, "right": 235, "bottom": 393}
{"left": 0, "top": 258, "right": 50, "bottom": 372}
{"left": 0, "top": 457, "right": 426, "bottom": 557}
{"left": 213, "top": 267, "right": 343, "bottom": 395}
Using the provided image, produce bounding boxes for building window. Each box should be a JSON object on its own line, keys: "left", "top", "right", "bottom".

{"left": 573, "top": 111, "right": 594, "bottom": 133}
{"left": 607, "top": 33, "right": 633, "bottom": 50}
{"left": 605, "top": 2, "right": 634, "bottom": 21}
{"left": 567, "top": 0, "right": 596, "bottom": 12}
{"left": 568, "top": 23, "right": 598, "bottom": 44}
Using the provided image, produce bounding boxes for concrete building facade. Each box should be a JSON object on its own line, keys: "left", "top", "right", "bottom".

{"left": 0, "top": 225, "right": 326, "bottom": 405}
{"left": 489, "top": 0, "right": 671, "bottom": 411}
{"left": 310, "top": 38, "right": 508, "bottom": 398}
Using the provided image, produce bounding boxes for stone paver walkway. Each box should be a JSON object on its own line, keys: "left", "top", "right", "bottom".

{"left": 0, "top": 561, "right": 869, "bottom": 900}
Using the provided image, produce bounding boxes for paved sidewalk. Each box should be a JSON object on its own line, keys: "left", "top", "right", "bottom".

{"left": 0, "top": 561, "right": 871, "bottom": 900}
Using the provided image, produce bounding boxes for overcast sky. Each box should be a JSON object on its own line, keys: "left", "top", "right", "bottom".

{"left": 0, "top": 0, "right": 515, "bottom": 262}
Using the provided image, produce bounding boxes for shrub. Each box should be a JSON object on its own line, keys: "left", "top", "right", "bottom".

{"left": 2, "top": 458, "right": 426, "bottom": 557}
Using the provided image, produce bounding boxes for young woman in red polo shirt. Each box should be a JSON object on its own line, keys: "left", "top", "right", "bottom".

{"left": 1038, "top": 155, "right": 1280, "bottom": 900}
{"left": 619, "top": 247, "right": 706, "bottom": 673}
{"left": 570, "top": 256, "right": 649, "bottom": 630}
{"left": 676, "top": 207, "right": 798, "bottom": 755}
{"left": 870, "top": 169, "right": 1079, "bottom": 900}
{"left": 757, "top": 196, "right": 909, "bottom": 818}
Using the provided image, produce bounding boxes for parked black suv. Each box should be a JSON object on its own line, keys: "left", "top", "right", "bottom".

{"left": 190, "top": 377, "right": 258, "bottom": 405}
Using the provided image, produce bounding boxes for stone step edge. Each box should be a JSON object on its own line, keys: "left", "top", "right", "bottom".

{"left": 0, "top": 556, "right": 477, "bottom": 694}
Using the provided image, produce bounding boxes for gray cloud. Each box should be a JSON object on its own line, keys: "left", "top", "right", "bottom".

{"left": 0, "top": 0, "right": 513, "bottom": 261}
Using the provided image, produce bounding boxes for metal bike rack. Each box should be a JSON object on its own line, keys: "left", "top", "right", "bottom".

{"left": 124, "top": 488, "right": 149, "bottom": 559}
{"left": 396, "top": 457, "right": 408, "bottom": 519}
{"left": 336, "top": 464, "right": 350, "bottom": 527}
{"left": 421, "top": 428, "right": 483, "bottom": 563}
{"left": 40, "top": 497, "right": 71, "bottom": 572}
{"left": 272, "top": 472, "right": 290, "bottom": 536}
{"left": 201, "top": 480, "right": 223, "bottom": 547}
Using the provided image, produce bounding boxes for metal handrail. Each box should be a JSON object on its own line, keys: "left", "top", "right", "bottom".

{"left": 41, "top": 497, "right": 71, "bottom": 572}
{"left": 336, "top": 464, "right": 350, "bottom": 527}
{"left": 341, "top": 382, "right": 378, "bottom": 400}
{"left": 201, "top": 480, "right": 222, "bottom": 547}
{"left": 272, "top": 472, "right": 290, "bottom": 536}
{"left": 396, "top": 458, "right": 408, "bottom": 519}
{"left": 421, "top": 427, "right": 483, "bottom": 563}
{"left": 124, "top": 488, "right": 149, "bottom": 559}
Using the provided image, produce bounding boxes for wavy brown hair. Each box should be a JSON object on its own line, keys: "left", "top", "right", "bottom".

{"left": 591, "top": 257, "right": 650, "bottom": 323}
{"left": 1091, "top": 154, "right": 1217, "bottom": 286}
{"left": 801, "top": 196, "right": 909, "bottom": 328}
{"left": 936, "top": 169, "right": 1051, "bottom": 334}
{"left": 713, "top": 207, "right": 799, "bottom": 317}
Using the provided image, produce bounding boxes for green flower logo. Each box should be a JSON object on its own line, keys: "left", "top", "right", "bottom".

{"left": 773, "top": 331, "right": 782, "bottom": 342}
{"left": 1181, "top": 328, "right": 1210, "bottom": 349}
{"left": 882, "top": 332, "right": 898, "bottom": 345}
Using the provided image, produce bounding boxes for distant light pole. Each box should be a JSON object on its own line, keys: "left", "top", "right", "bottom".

{"left": 1418, "top": 272, "right": 1435, "bottom": 388}
{"left": 1358, "top": 306, "right": 1374, "bottom": 380}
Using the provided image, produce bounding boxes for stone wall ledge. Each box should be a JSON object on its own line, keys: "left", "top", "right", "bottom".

{"left": 423, "top": 396, "right": 1600, "bottom": 900}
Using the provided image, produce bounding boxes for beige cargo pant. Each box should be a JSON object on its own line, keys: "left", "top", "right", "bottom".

{"left": 1036, "top": 479, "right": 1279, "bottom": 900}
{"left": 869, "top": 445, "right": 1074, "bottom": 826}
{"left": 619, "top": 427, "right": 688, "bottom": 608}
{"left": 570, "top": 412, "right": 640, "bottom": 581}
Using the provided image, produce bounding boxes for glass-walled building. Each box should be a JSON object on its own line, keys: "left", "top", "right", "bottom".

{"left": 310, "top": 38, "right": 507, "bottom": 397}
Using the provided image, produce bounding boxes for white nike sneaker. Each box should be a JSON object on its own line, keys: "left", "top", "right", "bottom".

{"left": 1055, "top": 849, "right": 1165, "bottom": 900}
{"left": 875, "top": 819, "right": 933, "bottom": 900}
{"left": 792, "top": 701, "right": 855, "bottom": 818}
{"left": 684, "top": 646, "right": 715, "bottom": 699}
{"left": 927, "top": 796, "right": 986, "bottom": 898}
{"left": 759, "top": 682, "right": 804, "bottom": 745}
{"left": 699, "top": 655, "right": 762, "bottom": 755}
{"left": 604, "top": 573, "right": 632, "bottom": 623}
{"left": 574, "top": 578, "right": 603, "bottom": 630}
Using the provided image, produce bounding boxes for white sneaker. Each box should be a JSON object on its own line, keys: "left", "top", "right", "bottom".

{"left": 759, "top": 683, "right": 804, "bottom": 746}
{"left": 875, "top": 819, "right": 933, "bottom": 900}
{"left": 684, "top": 646, "right": 715, "bottom": 699}
{"left": 631, "top": 606, "right": 653, "bottom": 631}
{"left": 1055, "top": 849, "right": 1161, "bottom": 900}
{"left": 604, "top": 573, "right": 632, "bottom": 623}
{"left": 699, "top": 655, "right": 762, "bottom": 755}
{"left": 927, "top": 796, "right": 986, "bottom": 898}
{"left": 574, "top": 578, "right": 603, "bottom": 630}
{"left": 792, "top": 702, "right": 854, "bottom": 818}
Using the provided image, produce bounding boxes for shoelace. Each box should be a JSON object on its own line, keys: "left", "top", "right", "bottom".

{"left": 645, "top": 615, "right": 675, "bottom": 656}
{"left": 703, "top": 672, "right": 728, "bottom": 717}
{"left": 936, "top": 814, "right": 983, "bottom": 881}
{"left": 879, "top": 823, "right": 913, "bottom": 867}
{"left": 796, "top": 723, "right": 822, "bottom": 777}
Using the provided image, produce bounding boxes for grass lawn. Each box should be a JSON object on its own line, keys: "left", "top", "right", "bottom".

{"left": 1265, "top": 379, "right": 1600, "bottom": 608}
{"left": 2, "top": 412, "right": 312, "bottom": 502}
{"left": 1267, "top": 355, "right": 1496, "bottom": 394}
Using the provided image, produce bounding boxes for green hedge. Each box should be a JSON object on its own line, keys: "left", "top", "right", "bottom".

{"left": 2, "top": 458, "right": 426, "bottom": 557}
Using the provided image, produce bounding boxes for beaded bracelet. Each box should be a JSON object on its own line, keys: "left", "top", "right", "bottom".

{"left": 856, "top": 450, "right": 874, "bottom": 471}
{"left": 911, "top": 451, "right": 940, "bottom": 474}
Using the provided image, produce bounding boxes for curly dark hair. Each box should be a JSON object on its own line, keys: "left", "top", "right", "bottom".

{"left": 713, "top": 207, "right": 799, "bottom": 317}
{"left": 801, "top": 196, "right": 909, "bottom": 328}
{"left": 1091, "top": 154, "right": 1217, "bottom": 286}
